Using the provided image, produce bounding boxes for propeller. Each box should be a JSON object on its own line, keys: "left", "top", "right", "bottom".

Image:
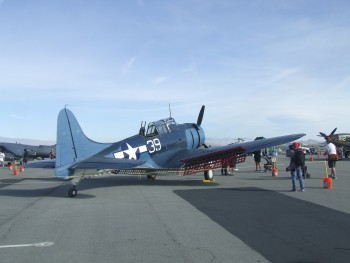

{"left": 318, "top": 128, "right": 337, "bottom": 140}
{"left": 194, "top": 105, "right": 208, "bottom": 148}
{"left": 197, "top": 105, "right": 205, "bottom": 126}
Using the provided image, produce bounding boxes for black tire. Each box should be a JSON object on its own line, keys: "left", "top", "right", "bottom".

{"left": 68, "top": 187, "right": 77, "bottom": 198}
{"left": 204, "top": 170, "right": 214, "bottom": 180}
{"left": 147, "top": 174, "right": 157, "bottom": 180}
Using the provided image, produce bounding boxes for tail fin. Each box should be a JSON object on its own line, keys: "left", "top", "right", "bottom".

{"left": 56, "top": 108, "right": 111, "bottom": 170}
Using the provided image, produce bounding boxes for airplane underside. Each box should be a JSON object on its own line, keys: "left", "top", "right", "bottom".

{"left": 65, "top": 147, "right": 247, "bottom": 197}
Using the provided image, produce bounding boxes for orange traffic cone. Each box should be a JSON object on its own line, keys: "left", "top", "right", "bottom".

{"left": 9, "top": 164, "right": 13, "bottom": 170}
{"left": 323, "top": 161, "right": 332, "bottom": 189}
{"left": 20, "top": 166, "right": 24, "bottom": 172}
{"left": 272, "top": 168, "right": 278, "bottom": 177}
{"left": 13, "top": 169, "right": 19, "bottom": 176}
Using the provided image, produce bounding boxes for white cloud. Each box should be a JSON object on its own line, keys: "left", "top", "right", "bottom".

{"left": 263, "top": 68, "right": 301, "bottom": 87}
{"left": 121, "top": 57, "right": 136, "bottom": 76}
{"left": 152, "top": 76, "right": 169, "bottom": 86}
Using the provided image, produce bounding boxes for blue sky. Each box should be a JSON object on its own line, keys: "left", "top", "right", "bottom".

{"left": 1, "top": 0, "right": 350, "bottom": 143}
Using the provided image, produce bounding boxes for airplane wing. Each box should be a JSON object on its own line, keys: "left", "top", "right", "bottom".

{"left": 175, "top": 133, "right": 305, "bottom": 175}
{"left": 25, "top": 157, "right": 146, "bottom": 170}
{"left": 0, "top": 143, "right": 25, "bottom": 157}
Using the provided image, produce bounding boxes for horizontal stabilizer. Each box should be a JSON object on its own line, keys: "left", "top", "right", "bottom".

{"left": 25, "top": 159, "right": 55, "bottom": 169}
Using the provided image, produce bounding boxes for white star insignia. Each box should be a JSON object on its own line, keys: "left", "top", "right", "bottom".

{"left": 114, "top": 143, "right": 148, "bottom": 160}
{"left": 123, "top": 143, "right": 138, "bottom": 160}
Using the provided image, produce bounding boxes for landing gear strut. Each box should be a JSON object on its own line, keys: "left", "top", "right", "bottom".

{"left": 67, "top": 177, "right": 83, "bottom": 198}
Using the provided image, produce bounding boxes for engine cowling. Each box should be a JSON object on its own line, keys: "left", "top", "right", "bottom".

{"left": 185, "top": 125, "right": 205, "bottom": 149}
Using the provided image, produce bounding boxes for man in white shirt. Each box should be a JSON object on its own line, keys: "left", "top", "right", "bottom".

{"left": 325, "top": 140, "right": 338, "bottom": 179}
{"left": 0, "top": 150, "right": 5, "bottom": 167}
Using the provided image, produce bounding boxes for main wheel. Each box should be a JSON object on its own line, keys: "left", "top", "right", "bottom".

{"left": 68, "top": 187, "right": 78, "bottom": 198}
{"left": 204, "top": 170, "right": 214, "bottom": 180}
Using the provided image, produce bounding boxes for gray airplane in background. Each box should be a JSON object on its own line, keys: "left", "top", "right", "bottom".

{"left": 0, "top": 142, "right": 55, "bottom": 162}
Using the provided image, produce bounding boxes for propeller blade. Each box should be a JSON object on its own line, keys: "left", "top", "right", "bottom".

{"left": 319, "top": 132, "right": 327, "bottom": 138}
{"left": 197, "top": 105, "right": 205, "bottom": 126}
{"left": 330, "top": 128, "right": 337, "bottom": 136}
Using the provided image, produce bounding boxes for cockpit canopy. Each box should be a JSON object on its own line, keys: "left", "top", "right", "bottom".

{"left": 146, "top": 117, "right": 177, "bottom": 137}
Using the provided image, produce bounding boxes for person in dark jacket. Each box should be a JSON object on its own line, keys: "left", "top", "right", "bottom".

{"left": 290, "top": 142, "right": 305, "bottom": 192}
{"left": 253, "top": 149, "right": 262, "bottom": 172}
{"left": 23, "top": 149, "right": 29, "bottom": 164}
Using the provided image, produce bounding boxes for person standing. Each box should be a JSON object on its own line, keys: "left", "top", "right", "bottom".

{"left": 325, "top": 139, "right": 338, "bottom": 179}
{"left": 0, "top": 150, "right": 5, "bottom": 167}
{"left": 253, "top": 149, "right": 262, "bottom": 172}
{"left": 23, "top": 148, "right": 29, "bottom": 165}
{"left": 290, "top": 142, "right": 305, "bottom": 192}
{"left": 49, "top": 148, "right": 55, "bottom": 159}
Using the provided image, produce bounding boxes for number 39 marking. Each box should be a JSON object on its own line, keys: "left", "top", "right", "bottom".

{"left": 147, "top": 139, "right": 162, "bottom": 153}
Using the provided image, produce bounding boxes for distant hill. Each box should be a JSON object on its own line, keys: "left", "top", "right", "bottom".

{"left": 300, "top": 139, "right": 324, "bottom": 146}
{"left": 206, "top": 137, "right": 323, "bottom": 147}
{"left": 205, "top": 138, "right": 250, "bottom": 146}
{"left": 0, "top": 136, "right": 55, "bottom": 146}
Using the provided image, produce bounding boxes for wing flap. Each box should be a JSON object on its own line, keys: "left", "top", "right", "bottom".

{"left": 181, "top": 146, "right": 246, "bottom": 175}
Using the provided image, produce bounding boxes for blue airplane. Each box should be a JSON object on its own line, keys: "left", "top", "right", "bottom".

{"left": 26, "top": 106, "right": 305, "bottom": 197}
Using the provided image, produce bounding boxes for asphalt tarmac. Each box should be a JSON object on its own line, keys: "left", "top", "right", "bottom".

{"left": 0, "top": 155, "right": 350, "bottom": 263}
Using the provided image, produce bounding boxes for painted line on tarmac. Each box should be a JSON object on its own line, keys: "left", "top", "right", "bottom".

{"left": 1, "top": 181, "right": 62, "bottom": 185}
{"left": 0, "top": 242, "right": 54, "bottom": 249}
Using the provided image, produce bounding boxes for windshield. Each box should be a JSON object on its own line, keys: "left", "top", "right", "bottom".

{"left": 146, "top": 117, "right": 177, "bottom": 137}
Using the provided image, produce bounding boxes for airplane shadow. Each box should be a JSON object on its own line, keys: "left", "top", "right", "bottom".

{"left": 77, "top": 176, "right": 218, "bottom": 191}
{"left": 174, "top": 187, "right": 350, "bottom": 263}
{"left": 0, "top": 175, "right": 218, "bottom": 198}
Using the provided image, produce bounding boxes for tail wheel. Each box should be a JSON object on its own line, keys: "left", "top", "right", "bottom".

{"left": 147, "top": 174, "right": 157, "bottom": 180}
{"left": 68, "top": 187, "right": 78, "bottom": 198}
{"left": 204, "top": 170, "right": 214, "bottom": 180}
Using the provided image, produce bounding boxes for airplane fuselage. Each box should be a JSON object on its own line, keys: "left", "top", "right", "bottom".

{"left": 329, "top": 134, "right": 350, "bottom": 148}
{"left": 105, "top": 122, "right": 205, "bottom": 169}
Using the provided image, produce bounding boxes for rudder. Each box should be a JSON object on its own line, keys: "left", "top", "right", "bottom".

{"left": 55, "top": 108, "right": 111, "bottom": 170}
